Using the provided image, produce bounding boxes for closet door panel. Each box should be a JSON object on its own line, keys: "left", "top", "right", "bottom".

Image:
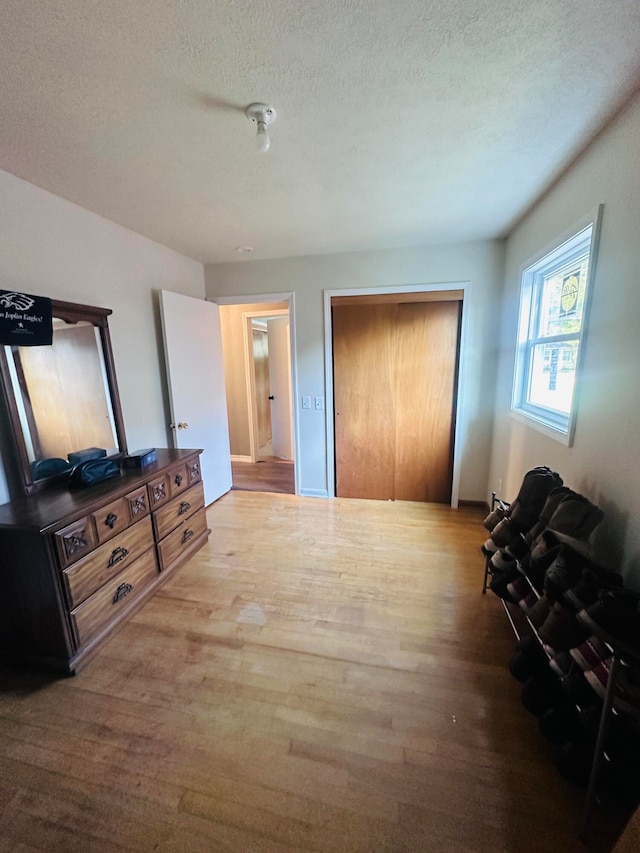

{"left": 333, "top": 304, "right": 396, "bottom": 499}
{"left": 394, "top": 301, "right": 460, "bottom": 503}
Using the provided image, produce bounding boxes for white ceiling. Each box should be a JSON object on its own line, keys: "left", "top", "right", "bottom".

{"left": 1, "top": 1, "right": 640, "bottom": 265}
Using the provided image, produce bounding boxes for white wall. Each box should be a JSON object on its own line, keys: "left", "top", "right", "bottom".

{"left": 206, "top": 242, "right": 505, "bottom": 499}
{"left": 0, "top": 170, "right": 205, "bottom": 504}
{"left": 489, "top": 90, "right": 640, "bottom": 587}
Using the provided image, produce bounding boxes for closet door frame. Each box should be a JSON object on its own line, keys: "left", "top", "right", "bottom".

{"left": 323, "top": 282, "right": 470, "bottom": 507}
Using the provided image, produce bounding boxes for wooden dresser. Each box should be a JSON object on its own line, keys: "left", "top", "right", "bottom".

{"left": 0, "top": 448, "right": 209, "bottom": 674}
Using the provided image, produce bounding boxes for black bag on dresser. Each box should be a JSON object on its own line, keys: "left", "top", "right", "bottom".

{"left": 69, "top": 458, "right": 120, "bottom": 487}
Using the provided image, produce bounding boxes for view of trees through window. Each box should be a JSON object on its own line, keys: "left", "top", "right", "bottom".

{"left": 529, "top": 256, "right": 589, "bottom": 415}
{"left": 512, "top": 208, "right": 600, "bottom": 443}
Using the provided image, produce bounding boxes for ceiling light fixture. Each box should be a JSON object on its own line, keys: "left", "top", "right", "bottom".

{"left": 245, "top": 103, "right": 276, "bottom": 153}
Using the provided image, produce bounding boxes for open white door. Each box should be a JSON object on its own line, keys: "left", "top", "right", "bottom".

{"left": 159, "top": 290, "right": 232, "bottom": 505}
{"left": 267, "top": 317, "right": 293, "bottom": 460}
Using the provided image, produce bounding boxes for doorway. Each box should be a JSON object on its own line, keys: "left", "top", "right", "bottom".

{"left": 217, "top": 298, "right": 297, "bottom": 495}
{"left": 324, "top": 285, "right": 469, "bottom": 506}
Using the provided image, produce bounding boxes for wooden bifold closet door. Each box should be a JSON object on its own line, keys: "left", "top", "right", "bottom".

{"left": 332, "top": 299, "right": 460, "bottom": 503}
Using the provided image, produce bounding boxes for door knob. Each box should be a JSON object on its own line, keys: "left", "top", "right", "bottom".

{"left": 178, "top": 422, "right": 189, "bottom": 430}
{"left": 268, "top": 395, "right": 274, "bottom": 400}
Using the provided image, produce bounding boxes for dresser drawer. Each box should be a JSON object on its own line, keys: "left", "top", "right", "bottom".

{"left": 157, "top": 507, "right": 208, "bottom": 573}
{"left": 148, "top": 473, "right": 170, "bottom": 509}
{"left": 54, "top": 517, "right": 97, "bottom": 569}
{"left": 63, "top": 515, "right": 154, "bottom": 608}
{"left": 70, "top": 548, "right": 158, "bottom": 647}
{"left": 92, "top": 496, "right": 130, "bottom": 545}
{"left": 126, "top": 486, "right": 150, "bottom": 522}
{"left": 186, "top": 456, "right": 201, "bottom": 487}
{"left": 167, "top": 463, "right": 189, "bottom": 498}
{"left": 153, "top": 480, "right": 205, "bottom": 541}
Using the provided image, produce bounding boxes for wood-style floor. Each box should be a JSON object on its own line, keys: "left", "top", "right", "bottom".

{"left": 0, "top": 492, "right": 628, "bottom": 851}
{"left": 232, "top": 457, "right": 295, "bottom": 494}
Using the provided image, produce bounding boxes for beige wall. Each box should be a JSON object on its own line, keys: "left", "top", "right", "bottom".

{"left": 206, "top": 241, "right": 505, "bottom": 499}
{"left": 219, "top": 302, "right": 287, "bottom": 457}
{"left": 0, "top": 170, "right": 205, "bottom": 504}
{"left": 489, "top": 90, "right": 640, "bottom": 588}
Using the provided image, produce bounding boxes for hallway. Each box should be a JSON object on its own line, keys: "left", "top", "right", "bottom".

{"left": 231, "top": 456, "right": 295, "bottom": 495}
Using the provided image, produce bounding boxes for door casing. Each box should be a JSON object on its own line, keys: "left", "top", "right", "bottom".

{"left": 210, "top": 293, "right": 299, "bottom": 496}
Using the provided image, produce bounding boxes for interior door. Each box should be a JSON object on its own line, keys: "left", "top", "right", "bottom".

{"left": 159, "top": 290, "right": 232, "bottom": 505}
{"left": 332, "top": 299, "right": 460, "bottom": 503}
{"left": 394, "top": 301, "right": 460, "bottom": 502}
{"left": 267, "top": 317, "right": 293, "bottom": 460}
{"left": 332, "top": 304, "right": 397, "bottom": 499}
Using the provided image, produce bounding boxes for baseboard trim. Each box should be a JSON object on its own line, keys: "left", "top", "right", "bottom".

{"left": 230, "top": 455, "right": 252, "bottom": 463}
{"left": 299, "top": 488, "right": 329, "bottom": 499}
{"left": 459, "top": 499, "right": 490, "bottom": 511}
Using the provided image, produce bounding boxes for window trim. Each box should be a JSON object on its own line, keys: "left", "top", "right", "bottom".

{"left": 511, "top": 205, "right": 603, "bottom": 446}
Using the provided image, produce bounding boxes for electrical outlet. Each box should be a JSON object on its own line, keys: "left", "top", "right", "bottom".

{"left": 301, "top": 396, "right": 311, "bottom": 410}
{"left": 314, "top": 396, "right": 324, "bottom": 410}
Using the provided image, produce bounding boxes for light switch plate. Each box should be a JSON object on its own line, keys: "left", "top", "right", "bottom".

{"left": 314, "top": 396, "right": 324, "bottom": 410}
{"left": 302, "top": 396, "right": 311, "bottom": 409}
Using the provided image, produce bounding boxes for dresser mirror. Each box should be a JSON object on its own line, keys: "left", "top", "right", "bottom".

{"left": 0, "top": 300, "right": 128, "bottom": 494}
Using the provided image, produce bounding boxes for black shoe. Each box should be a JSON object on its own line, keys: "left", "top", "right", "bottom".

{"left": 509, "top": 468, "right": 564, "bottom": 533}
{"left": 564, "top": 566, "right": 624, "bottom": 612}
{"left": 557, "top": 740, "right": 595, "bottom": 787}
{"left": 521, "top": 672, "right": 563, "bottom": 716}
{"left": 489, "top": 563, "right": 521, "bottom": 600}
{"left": 559, "top": 669, "right": 601, "bottom": 707}
{"left": 546, "top": 493, "right": 604, "bottom": 541}
{"left": 509, "top": 637, "right": 549, "bottom": 682}
{"left": 538, "top": 702, "right": 581, "bottom": 744}
{"left": 526, "top": 486, "right": 575, "bottom": 542}
{"left": 543, "top": 541, "right": 595, "bottom": 601}
{"left": 505, "top": 533, "right": 530, "bottom": 561}
{"left": 577, "top": 590, "right": 640, "bottom": 658}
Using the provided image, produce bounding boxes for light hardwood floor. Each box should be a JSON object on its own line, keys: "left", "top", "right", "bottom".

{"left": 0, "top": 491, "right": 627, "bottom": 851}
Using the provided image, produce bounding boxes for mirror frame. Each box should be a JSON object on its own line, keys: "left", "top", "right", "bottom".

{"left": 0, "top": 299, "right": 128, "bottom": 495}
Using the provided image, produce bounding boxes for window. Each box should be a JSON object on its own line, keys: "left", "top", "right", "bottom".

{"left": 512, "top": 206, "right": 602, "bottom": 445}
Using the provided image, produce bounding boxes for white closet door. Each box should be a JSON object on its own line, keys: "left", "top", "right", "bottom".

{"left": 159, "top": 290, "right": 231, "bottom": 505}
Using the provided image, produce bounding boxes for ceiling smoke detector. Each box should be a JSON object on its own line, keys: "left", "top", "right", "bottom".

{"left": 245, "top": 103, "right": 276, "bottom": 152}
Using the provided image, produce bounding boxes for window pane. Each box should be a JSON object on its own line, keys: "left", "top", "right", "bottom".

{"left": 527, "top": 341, "right": 578, "bottom": 415}
{"left": 537, "top": 257, "right": 589, "bottom": 338}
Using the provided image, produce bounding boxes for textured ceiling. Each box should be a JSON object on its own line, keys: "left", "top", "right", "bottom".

{"left": 1, "top": 1, "right": 640, "bottom": 264}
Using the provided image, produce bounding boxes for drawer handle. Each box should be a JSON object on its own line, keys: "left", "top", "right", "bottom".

{"left": 113, "top": 582, "right": 133, "bottom": 604}
{"left": 105, "top": 512, "right": 118, "bottom": 529}
{"left": 175, "top": 474, "right": 183, "bottom": 486}
{"left": 178, "top": 501, "right": 191, "bottom": 516}
{"left": 182, "top": 528, "right": 194, "bottom": 544}
{"left": 108, "top": 546, "right": 129, "bottom": 567}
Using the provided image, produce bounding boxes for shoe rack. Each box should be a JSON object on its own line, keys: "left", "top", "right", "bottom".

{"left": 481, "top": 492, "right": 510, "bottom": 595}
{"left": 481, "top": 492, "right": 640, "bottom": 839}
